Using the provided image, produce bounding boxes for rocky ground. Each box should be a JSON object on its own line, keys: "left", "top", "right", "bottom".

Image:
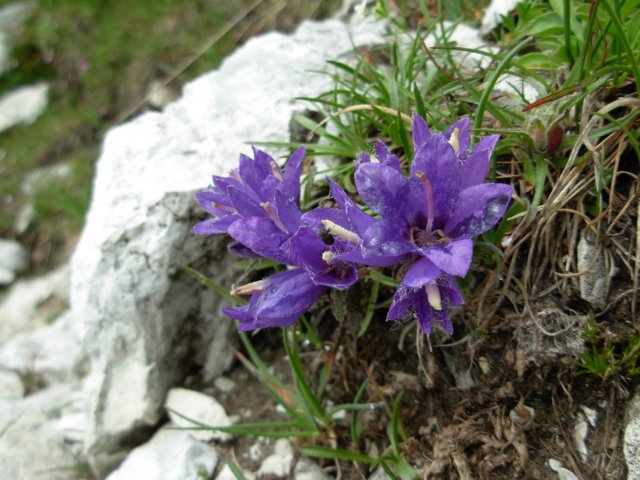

{"left": 0, "top": 1, "right": 638, "bottom": 479}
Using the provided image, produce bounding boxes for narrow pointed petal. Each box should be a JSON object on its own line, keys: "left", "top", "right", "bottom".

{"left": 327, "top": 177, "right": 374, "bottom": 236}
{"left": 412, "top": 112, "right": 431, "bottom": 151}
{"left": 445, "top": 183, "right": 513, "bottom": 238}
{"left": 374, "top": 141, "right": 401, "bottom": 171}
{"left": 386, "top": 285, "right": 419, "bottom": 321}
{"left": 273, "top": 190, "right": 303, "bottom": 233}
{"left": 283, "top": 146, "right": 305, "bottom": 198}
{"left": 459, "top": 134, "right": 499, "bottom": 189}
{"left": 355, "top": 163, "right": 410, "bottom": 218}
{"left": 227, "top": 186, "right": 264, "bottom": 217}
{"left": 192, "top": 216, "right": 236, "bottom": 235}
{"left": 402, "top": 257, "right": 440, "bottom": 288}
{"left": 418, "top": 239, "right": 473, "bottom": 277}
{"left": 227, "top": 217, "right": 290, "bottom": 263}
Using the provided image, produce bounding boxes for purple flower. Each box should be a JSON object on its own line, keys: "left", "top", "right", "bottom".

{"left": 193, "top": 147, "right": 305, "bottom": 262}
{"left": 222, "top": 269, "right": 328, "bottom": 331}
{"left": 336, "top": 114, "right": 513, "bottom": 334}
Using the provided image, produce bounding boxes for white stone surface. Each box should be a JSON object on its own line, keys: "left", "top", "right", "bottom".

{"left": 0, "top": 262, "right": 69, "bottom": 343}
{"left": 213, "top": 375, "right": 236, "bottom": 393}
{"left": 70, "top": 17, "right": 385, "bottom": 475}
{"left": 21, "top": 163, "right": 72, "bottom": 195}
{"left": 548, "top": 459, "right": 579, "bottom": 480}
{"left": 573, "top": 405, "right": 597, "bottom": 462}
{"left": 0, "top": 82, "right": 49, "bottom": 133}
{"left": 624, "top": 388, "right": 640, "bottom": 480}
{"left": 165, "top": 387, "right": 232, "bottom": 442}
{"left": 424, "top": 21, "right": 496, "bottom": 72}
{"left": 481, "top": 0, "right": 524, "bottom": 34}
{"left": 258, "top": 439, "right": 294, "bottom": 478}
{"left": 0, "top": 369, "right": 23, "bottom": 398}
{"left": 0, "top": 310, "right": 87, "bottom": 384}
{"left": 105, "top": 428, "right": 219, "bottom": 480}
{"left": 577, "top": 233, "right": 612, "bottom": 308}
{"left": 0, "top": 238, "right": 27, "bottom": 285}
{"left": 0, "top": 384, "right": 86, "bottom": 480}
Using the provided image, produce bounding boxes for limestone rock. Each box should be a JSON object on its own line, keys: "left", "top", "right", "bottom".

{"left": 0, "top": 82, "right": 49, "bottom": 133}
{"left": 0, "top": 310, "right": 87, "bottom": 384}
{"left": 0, "top": 262, "right": 69, "bottom": 343}
{"left": 0, "top": 2, "right": 35, "bottom": 76}
{"left": 481, "top": 0, "right": 524, "bottom": 34}
{"left": 165, "top": 387, "right": 232, "bottom": 442}
{"left": 0, "top": 238, "right": 27, "bottom": 285}
{"left": 105, "top": 428, "right": 219, "bottom": 480}
{"left": 624, "top": 388, "right": 640, "bottom": 480}
{"left": 0, "top": 384, "right": 86, "bottom": 480}
{"left": 70, "top": 17, "right": 385, "bottom": 475}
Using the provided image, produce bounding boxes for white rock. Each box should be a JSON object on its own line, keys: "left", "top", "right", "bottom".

{"left": 577, "top": 232, "right": 613, "bottom": 308}
{"left": 0, "top": 82, "right": 49, "bottom": 133}
{"left": 213, "top": 375, "right": 236, "bottom": 393}
{"left": 12, "top": 203, "right": 34, "bottom": 235}
{"left": 0, "top": 262, "right": 69, "bottom": 343}
{"left": 0, "top": 238, "right": 27, "bottom": 285}
{"left": 548, "top": 458, "right": 579, "bottom": 480}
{"left": 165, "top": 387, "right": 232, "bottom": 442}
{"left": 0, "top": 2, "right": 35, "bottom": 75}
{"left": 624, "top": 388, "right": 640, "bottom": 480}
{"left": 258, "top": 439, "right": 294, "bottom": 478}
{"left": 424, "top": 21, "right": 496, "bottom": 72}
{"left": 0, "top": 310, "right": 87, "bottom": 384}
{"left": 573, "top": 405, "right": 597, "bottom": 462}
{"left": 21, "top": 163, "right": 72, "bottom": 196}
{"left": 0, "top": 368, "right": 23, "bottom": 398}
{"left": 106, "top": 428, "right": 219, "bottom": 480}
{"left": 0, "top": 383, "right": 86, "bottom": 480}
{"left": 481, "top": 0, "right": 524, "bottom": 34}
{"left": 70, "top": 17, "right": 385, "bottom": 475}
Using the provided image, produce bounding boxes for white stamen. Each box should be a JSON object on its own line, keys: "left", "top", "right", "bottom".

{"left": 448, "top": 127, "right": 460, "bottom": 157}
{"left": 321, "top": 251, "right": 334, "bottom": 264}
{"left": 231, "top": 279, "right": 268, "bottom": 296}
{"left": 321, "top": 220, "right": 361, "bottom": 244}
{"left": 425, "top": 282, "right": 442, "bottom": 311}
{"left": 370, "top": 154, "right": 380, "bottom": 164}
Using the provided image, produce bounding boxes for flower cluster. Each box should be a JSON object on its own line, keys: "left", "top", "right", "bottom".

{"left": 194, "top": 114, "right": 513, "bottom": 335}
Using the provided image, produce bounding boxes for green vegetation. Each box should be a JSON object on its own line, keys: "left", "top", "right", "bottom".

{"left": 0, "top": 0, "right": 338, "bottom": 270}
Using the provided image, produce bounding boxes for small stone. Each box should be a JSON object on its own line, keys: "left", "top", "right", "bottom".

{"left": 577, "top": 232, "right": 613, "bottom": 308}
{"left": 574, "top": 406, "right": 597, "bottom": 462}
{"left": 0, "top": 238, "right": 27, "bottom": 285}
{"left": 0, "top": 263, "right": 69, "bottom": 343}
{"left": 21, "top": 163, "right": 72, "bottom": 196}
{"left": 165, "top": 387, "right": 232, "bottom": 442}
{"left": 213, "top": 376, "right": 236, "bottom": 393}
{"left": 481, "top": 0, "right": 524, "bottom": 34}
{"left": 105, "top": 428, "right": 219, "bottom": 480}
{"left": 0, "top": 83, "right": 49, "bottom": 133}
{"left": 548, "top": 459, "right": 579, "bottom": 480}
{"left": 258, "top": 439, "right": 293, "bottom": 478}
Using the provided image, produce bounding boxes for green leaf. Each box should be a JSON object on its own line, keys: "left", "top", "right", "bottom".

{"left": 301, "top": 445, "right": 375, "bottom": 463}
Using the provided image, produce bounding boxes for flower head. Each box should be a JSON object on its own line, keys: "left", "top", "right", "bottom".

{"left": 340, "top": 114, "right": 513, "bottom": 334}
{"left": 193, "top": 147, "right": 305, "bottom": 263}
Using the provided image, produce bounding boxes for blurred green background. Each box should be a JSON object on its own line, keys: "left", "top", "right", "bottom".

{"left": 0, "top": 0, "right": 340, "bottom": 273}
